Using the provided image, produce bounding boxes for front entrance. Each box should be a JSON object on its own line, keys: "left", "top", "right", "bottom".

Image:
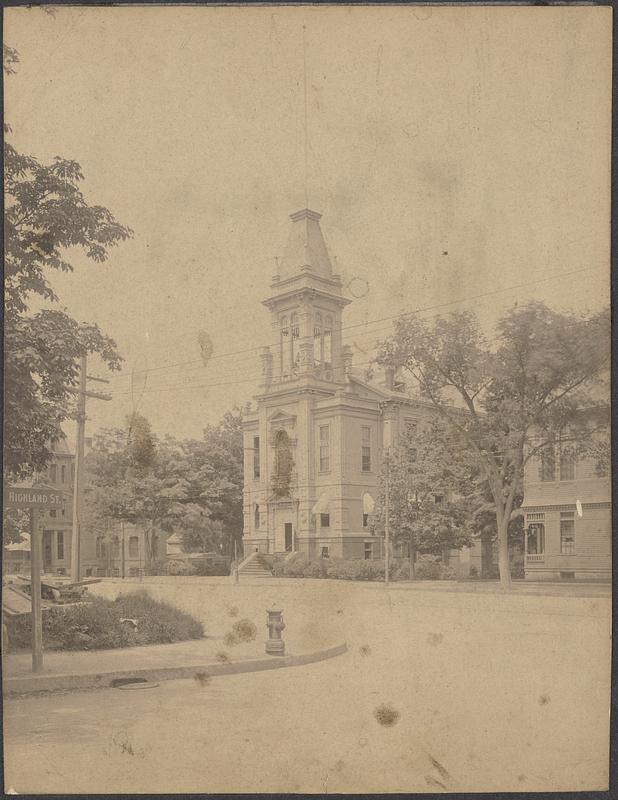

{"left": 284, "top": 523, "right": 293, "bottom": 552}
{"left": 43, "top": 531, "right": 53, "bottom": 573}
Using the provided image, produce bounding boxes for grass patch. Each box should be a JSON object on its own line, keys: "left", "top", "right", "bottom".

{"left": 5, "top": 590, "right": 204, "bottom": 651}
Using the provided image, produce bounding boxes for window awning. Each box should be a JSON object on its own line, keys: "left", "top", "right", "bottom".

{"left": 311, "top": 493, "right": 331, "bottom": 515}
{"left": 362, "top": 493, "right": 375, "bottom": 514}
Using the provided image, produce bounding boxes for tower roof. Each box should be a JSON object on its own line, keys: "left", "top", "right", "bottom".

{"left": 278, "top": 208, "right": 334, "bottom": 280}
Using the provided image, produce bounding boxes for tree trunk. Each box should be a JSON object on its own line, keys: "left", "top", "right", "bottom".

{"left": 497, "top": 515, "right": 512, "bottom": 588}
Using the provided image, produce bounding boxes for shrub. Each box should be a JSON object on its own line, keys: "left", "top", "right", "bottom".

{"left": 439, "top": 564, "right": 458, "bottom": 581}
{"left": 5, "top": 591, "right": 204, "bottom": 651}
{"left": 414, "top": 554, "right": 442, "bottom": 580}
{"left": 193, "top": 558, "right": 231, "bottom": 576}
{"left": 166, "top": 559, "right": 196, "bottom": 576}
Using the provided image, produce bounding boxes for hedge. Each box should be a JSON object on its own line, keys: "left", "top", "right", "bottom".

{"left": 5, "top": 590, "right": 204, "bottom": 651}
{"left": 263, "top": 553, "right": 456, "bottom": 582}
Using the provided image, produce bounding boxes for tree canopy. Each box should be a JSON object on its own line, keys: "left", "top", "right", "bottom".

{"left": 3, "top": 43, "right": 133, "bottom": 478}
{"left": 83, "top": 410, "right": 244, "bottom": 563}
{"left": 377, "top": 301, "right": 610, "bottom": 586}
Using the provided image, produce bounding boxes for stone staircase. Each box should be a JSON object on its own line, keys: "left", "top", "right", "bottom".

{"left": 237, "top": 552, "right": 273, "bottom": 579}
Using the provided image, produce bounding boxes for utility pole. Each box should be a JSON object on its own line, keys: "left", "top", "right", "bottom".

{"left": 70, "top": 355, "right": 111, "bottom": 583}
{"left": 385, "top": 446, "right": 390, "bottom": 586}
{"left": 30, "top": 508, "right": 43, "bottom": 672}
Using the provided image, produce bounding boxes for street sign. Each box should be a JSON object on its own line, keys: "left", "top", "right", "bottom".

{"left": 4, "top": 486, "right": 67, "bottom": 509}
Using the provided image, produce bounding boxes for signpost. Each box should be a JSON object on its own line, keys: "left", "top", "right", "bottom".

{"left": 4, "top": 484, "right": 69, "bottom": 673}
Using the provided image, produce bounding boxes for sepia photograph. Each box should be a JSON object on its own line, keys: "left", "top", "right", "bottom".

{"left": 2, "top": 3, "right": 612, "bottom": 794}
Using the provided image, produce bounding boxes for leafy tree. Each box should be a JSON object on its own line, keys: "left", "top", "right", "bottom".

{"left": 83, "top": 411, "right": 244, "bottom": 564}
{"left": 377, "top": 301, "right": 609, "bottom": 586}
{"left": 375, "top": 419, "right": 474, "bottom": 575}
{"left": 3, "top": 44, "right": 133, "bottom": 478}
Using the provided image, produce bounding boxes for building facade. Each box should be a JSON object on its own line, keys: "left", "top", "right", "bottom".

{"left": 241, "top": 208, "right": 442, "bottom": 559}
{"left": 37, "top": 438, "right": 75, "bottom": 576}
{"left": 522, "top": 423, "right": 611, "bottom": 581}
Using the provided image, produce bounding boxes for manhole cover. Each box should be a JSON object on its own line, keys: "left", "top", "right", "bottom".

{"left": 111, "top": 677, "right": 159, "bottom": 690}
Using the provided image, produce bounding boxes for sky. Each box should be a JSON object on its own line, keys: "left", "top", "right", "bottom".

{"left": 4, "top": 5, "right": 611, "bottom": 442}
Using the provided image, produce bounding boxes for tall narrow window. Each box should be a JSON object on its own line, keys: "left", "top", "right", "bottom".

{"left": 113, "top": 537, "right": 120, "bottom": 558}
{"left": 560, "top": 512, "right": 575, "bottom": 554}
{"left": 313, "top": 314, "right": 322, "bottom": 364}
{"left": 539, "top": 444, "right": 556, "bottom": 482}
{"left": 253, "top": 435, "right": 260, "bottom": 479}
{"left": 291, "top": 313, "right": 300, "bottom": 368}
{"left": 49, "top": 464, "right": 57, "bottom": 483}
{"left": 254, "top": 504, "right": 260, "bottom": 530}
{"left": 361, "top": 426, "right": 371, "bottom": 472}
{"left": 61, "top": 465, "right": 66, "bottom": 484}
{"left": 57, "top": 531, "right": 64, "bottom": 560}
{"left": 129, "top": 536, "right": 139, "bottom": 558}
{"left": 319, "top": 425, "right": 330, "bottom": 472}
{"left": 559, "top": 444, "right": 576, "bottom": 481}
{"left": 323, "top": 317, "right": 332, "bottom": 368}
{"left": 527, "top": 522, "right": 545, "bottom": 554}
{"left": 280, "top": 316, "right": 290, "bottom": 375}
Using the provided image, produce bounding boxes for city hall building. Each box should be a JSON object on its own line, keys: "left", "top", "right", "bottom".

{"left": 241, "top": 208, "right": 438, "bottom": 559}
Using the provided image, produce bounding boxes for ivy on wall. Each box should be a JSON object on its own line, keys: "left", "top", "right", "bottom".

{"left": 272, "top": 429, "right": 294, "bottom": 498}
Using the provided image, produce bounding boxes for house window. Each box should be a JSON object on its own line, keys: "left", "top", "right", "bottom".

{"left": 364, "top": 542, "right": 373, "bottom": 560}
{"left": 129, "top": 536, "right": 139, "bottom": 558}
{"left": 61, "top": 465, "right": 66, "bottom": 484}
{"left": 319, "top": 425, "right": 330, "bottom": 472}
{"left": 129, "top": 567, "right": 140, "bottom": 577}
{"left": 85, "top": 567, "right": 93, "bottom": 577}
{"left": 49, "top": 464, "right": 57, "bottom": 483}
{"left": 96, "top": 536, "right": 106, "bottom": 559}
{"left": 254, "top": 504, "right": 260, "bottom": 530}
{"left": 320, "top": 513, "right": 330, "bottom": 528}
{"left": 539, "top": 445, "right": 556, "bottom": 482}
{"left": 49, "top": 509, "right": 57, "bottom": 518}
{"left": 559, "top": 447, "right": 576, "bottom": 481}
{"left": 321, "top": 546, "right": 330, "bottom": 559}
{"left": 361, "top": 426, "right": 371, "bottom": 472}
{"left": 57, "top": 531, "right": 64, "bottom": 560}
{"left": 527, "top": 522, "right": 545, "bottom": 554}
{"left": 253, "top": 435, "right": 260, "bottom": 479}
{"left": 560, "top": 512, "right": 575, "bottom": 554}
{"left": 434, "top": 494, "right": 445, "bottom": 506}
{"left": 112, "top": 567, "right": 120, "bottom": 577}
{"left": 112, "top": 537, "right": 120, "bottom": 558}
{"left": 363, "top": 513, "right": 369, "bottom": 528}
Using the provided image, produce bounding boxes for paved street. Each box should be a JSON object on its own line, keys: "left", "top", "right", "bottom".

{"left": 3, "top": 579, "right": 611, "bottom": 793}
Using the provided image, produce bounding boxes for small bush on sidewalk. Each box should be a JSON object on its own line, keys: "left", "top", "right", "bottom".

{"left": 5, "top": 591, "right": 204, "bottom": 651}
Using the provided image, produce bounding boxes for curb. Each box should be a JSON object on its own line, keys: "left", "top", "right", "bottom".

{"left": 3, "top": 642, "right": 348, "bottom": 697}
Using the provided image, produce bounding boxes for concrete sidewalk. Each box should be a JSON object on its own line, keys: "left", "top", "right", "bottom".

{"left": 3, "top": 635, "right": 347, "bottom": 696}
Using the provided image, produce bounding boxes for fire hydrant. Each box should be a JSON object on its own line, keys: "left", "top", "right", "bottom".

{"left": 265, "top": 607, "right": 285, "bottom": 656}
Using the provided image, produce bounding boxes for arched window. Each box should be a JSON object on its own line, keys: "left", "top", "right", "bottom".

{"left": 291, "top": 313, "right": 300, "bottom": 367}
{"left": 254, "top": 504, "right": 260, "bottom": 530}
{"left": 324, "top": 316, "right": 333, "bottom": 368}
